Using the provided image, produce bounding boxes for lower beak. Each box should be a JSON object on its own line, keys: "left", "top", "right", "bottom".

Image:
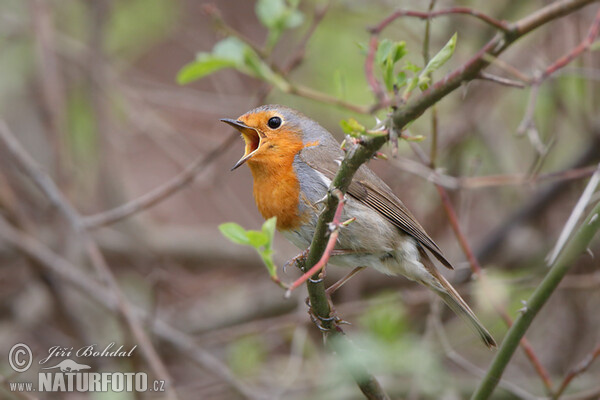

{"left": 220, "top": 118, "right": 262, "bottom": 171}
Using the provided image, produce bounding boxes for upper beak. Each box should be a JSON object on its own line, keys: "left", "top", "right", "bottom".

{"left": 220, "top": 118, "right": 263, "bottom": 171}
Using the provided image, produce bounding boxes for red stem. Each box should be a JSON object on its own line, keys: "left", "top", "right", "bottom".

{"left": 285, "top": 192, "right": 345, "bottom": 296}
{"left": 434, "top": 184, "right": 555, "bottom": 393}
{"left": 541, "top": 8, "right": 600, "bottom": 80}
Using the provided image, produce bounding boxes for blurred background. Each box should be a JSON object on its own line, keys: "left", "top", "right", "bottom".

{"left": 0, "top": 0, "right": 599, "bottom": 399}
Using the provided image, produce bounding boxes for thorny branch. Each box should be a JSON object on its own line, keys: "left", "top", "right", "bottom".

{"left": 301, "top": 1, "right": 599, "bottom": 399}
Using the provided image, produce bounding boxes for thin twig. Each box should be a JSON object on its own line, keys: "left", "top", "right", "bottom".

{"left": 555, "top": 342, "right": 600, "bottom": 399}
{"left": 433, "top": 316, "right": 538, "bottom": 400}
{"left": 547, "top": 163, "right": 600, "bottom": 265}
{"left": 432, "top": 181, "right": 555, "bottom": 393}
{"left": 283, "top": 1, "right": 331, "bottom": 73}
{"left": 0, "top": 216, "right": 261, "bottom": 400}
{"left": 477, "top": 72, "right": 527, "bottom": 88}
{"left": 83, "top": 131, "right": 238, "bottom": 229}
{"left": 0, "top": 121, "right": 179, "bottom": 400}
{"left": 541, "top": 7, "right": 600, "bottom": 80}
{"left": 471, "top": 201, "right": 600, "bottom": 400}
{"left": 369, "top": 7, "right": 510, "bottom": 34}
{"left": 365, "top": 36, "right": 387, "bottom": 103}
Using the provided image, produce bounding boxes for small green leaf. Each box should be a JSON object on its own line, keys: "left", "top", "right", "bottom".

{"left": 262, "top": 217, "right": 277, "bottom": 242}
{"left": 256, "top": 0, "right": 304, "bottom": 48}
{"left": 375, "top": 39, "right": 393, "bottom": 66}
{"left": 246, "top": 231, "right": 269, "bottom": 248}
{"left": 219, "top": 223, "right": 251, "bottom": 246}
{"left": 422, "top": 32, "right": 457, "bottom": 77}
{"left": 177, "top": 37, "right": 248, "bottom": 84}
{"left": 418, "top": 75, "right": 431, "bottom": 90}
{"left": 212, "top": 37, "right": 247, "bottom": 64}
{"left": 259, "top": 248, "right": 277, "bottom": 277}
{"left": 396, "top": 71, "right": 407, "bottom": 88}
{"left": 376, "top": 39, "right": 407, "bottom": 91}
{"left": 404, "top": 76, "right": 420, "bottom": 95}
{"left": 177, "top": 57, "right": 237, "bottom": 84}
{"left": 340, "top": 118, "right": 367, "bottom": 137}
{"left": 591, "top": 40, "right": 600, "bottom": 51}
{"left": 403, "top": 61, "right": 421, "bottom": 73}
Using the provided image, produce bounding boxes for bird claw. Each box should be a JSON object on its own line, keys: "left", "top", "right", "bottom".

{"left": 305, "top": 297, "right": 345, "bottom": 333}
{"left": 283, "top": 248, "right": 309, "bottom": 273}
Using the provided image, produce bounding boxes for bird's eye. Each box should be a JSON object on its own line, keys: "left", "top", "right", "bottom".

{"left": 267, "top": 116, "right": 282, "bottom": 129}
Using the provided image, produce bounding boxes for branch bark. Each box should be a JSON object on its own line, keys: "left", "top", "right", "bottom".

{"left": 471, "top": 201, "right": 600, "bottom": 400}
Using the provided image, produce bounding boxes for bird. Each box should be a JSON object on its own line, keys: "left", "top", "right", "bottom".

{"left": 221, "top": 104, "right": 496, "bottom": 348}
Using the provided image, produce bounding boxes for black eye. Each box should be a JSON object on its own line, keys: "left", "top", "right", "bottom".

{"left": 267, "top": 116, "right": 282, "bottom": 129}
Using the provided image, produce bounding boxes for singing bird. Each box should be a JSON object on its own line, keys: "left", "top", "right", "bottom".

{"left": 221, "top": 105, "right": 496, "bottom": 348}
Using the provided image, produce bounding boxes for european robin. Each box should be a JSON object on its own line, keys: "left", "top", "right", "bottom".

{"left": 221, "top": 105, "right": 496, "bottom": 348}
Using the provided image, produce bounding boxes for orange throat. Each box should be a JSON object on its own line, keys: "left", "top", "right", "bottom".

{"left": 247, "top": 139, "right": 306, "bottom": 231}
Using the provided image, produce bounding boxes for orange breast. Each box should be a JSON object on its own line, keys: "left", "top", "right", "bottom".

{"left": 246, "top": 132, "right": 306, "bottom": 231}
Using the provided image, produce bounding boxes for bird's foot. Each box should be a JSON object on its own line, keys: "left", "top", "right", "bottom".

{"left": 283, "top": 248, "right": 310, "bottom": 273}
{"left": 305, "top": 297, "right": 350, "bottom": 333}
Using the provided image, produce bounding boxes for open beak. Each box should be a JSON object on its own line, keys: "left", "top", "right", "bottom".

{"left": 220, "top": 118, "right": 263, "bottom": 170}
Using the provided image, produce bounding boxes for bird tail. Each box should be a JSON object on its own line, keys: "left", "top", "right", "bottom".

{"left": 418, "top": 247, "right": 497, "bottom": 349}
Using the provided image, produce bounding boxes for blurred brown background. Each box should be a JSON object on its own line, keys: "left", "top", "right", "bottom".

{"left": 0, "top": 0, "right": 599, "bottom": 399}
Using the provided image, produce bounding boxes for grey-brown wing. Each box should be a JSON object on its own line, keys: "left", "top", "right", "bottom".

{"left": 298, "top": 144, "right": 453, "bottom": 270}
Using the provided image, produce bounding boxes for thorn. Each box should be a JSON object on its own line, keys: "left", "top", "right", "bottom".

{"left": 374, "top": 152, "right": 388, "bottom": 160}
{"left": 284, "top": 289, "right": 292, "bottom": 299}
{"left": 586, "top": 248, "right": 594, "bottom": 259}
{"left": 589, "top": 213, "right": 598, "bottom": 225}
{"left": 518, "top": 300, "right": 528, "bottom": 314}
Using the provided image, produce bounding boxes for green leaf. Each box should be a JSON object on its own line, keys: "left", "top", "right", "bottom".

{"left": 219, "top": 223, "right": 251, "bottom": 246}
{"left": 340, "top": 118, "right": 366, "bottom": 137}
{"left": 396, "top": 71, "right": 407, "bottom": 88}
{"left": 256, "top": 0, "right": 303, "bottom": 29}
{"left": 417, "top": 75, "right": 431, "bottom": 90}
{"left": 256, "top": 0, "right": 304, "bottom": 49}
{"left": 403, "top": 61, "right": 421, "bottom": 73}
{"left": 212, "top": 36, "right": 247, "bottom": 64}
{"left": 246, "top": 231, "right": 269, "bottom": 248}
{"left": 375, "top": 39, "right": 393, "bottom": 66}
{"left": 375, "top": 39, "right": 407, "bottom": 91}
{"left": 176, "top": 37, "right": 248, "bottom": 84}
{"left": 262, "top": 217, "right": 277, "bottom": 243}
{"left": 591, "top": 40, "right": 600, "bottom": 52}
{"left": 177, "top": 57, "right": 237, "bottom": 84}
{"left": 259, "top": 248, "right": 277, "bottom": 277}
{"left": 421, "top": 32, "right": 457, "bottom": 77}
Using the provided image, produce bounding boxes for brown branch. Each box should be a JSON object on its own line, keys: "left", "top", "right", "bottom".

{"left": 282, "top": 1, "right": 331, "bottom": 73}
{"left": 0, "top": 216, "right": 261, "bottom": 400}
{"left": 83, "top": 131, "right": 238, "bottom": 229}
{"left": 431, "top": 172, "right": 555, "bottom": 394}
{"left": 0, "top": 121, "right": 179, "bottom": 400}
{"left": 555, "top": 342, "right": 600, "bottom": 398}
{"left": 299, "top": 2, "right": 598, "bottom": 399}
{"left": 369, "top": 7, "right": 510, "bottom": 34}
{"left": 540, "top": 7, "right": 600, "bottom": 81}
{"left": 477, "top": 72, "right": 527, "bottom": 88}
{"left": 365, "top": 36, "right": 387, "bottom": 103}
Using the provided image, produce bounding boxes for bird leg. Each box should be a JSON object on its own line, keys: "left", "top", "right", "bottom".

{"left": 283, "top": 248, "right": 309, "bottom": 273}
{"left": 325, "top": 266, "right": 366, "bottom": 296}
{"left": 305, "top": 297, "right": 347, "bottom": 334}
